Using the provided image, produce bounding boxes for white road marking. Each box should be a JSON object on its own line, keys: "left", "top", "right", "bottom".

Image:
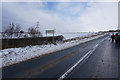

{"left": 58, "top": 37, "right": 107, "bottom": 80}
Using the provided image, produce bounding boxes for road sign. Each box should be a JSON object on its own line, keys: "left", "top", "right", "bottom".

{"left": 46, "top": 30, "right": 54, "bottom": 34}
{"left": 45, "top": 30, "right": 55, "bottom": 43}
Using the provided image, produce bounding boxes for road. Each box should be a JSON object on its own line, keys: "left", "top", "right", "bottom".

{"left": 2, "top": 34, "right": 120, "bottom": 80}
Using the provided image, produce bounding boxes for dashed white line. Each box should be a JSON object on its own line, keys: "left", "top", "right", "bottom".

{"left": 58, "top": 38, "right": 107, "bottom": 80}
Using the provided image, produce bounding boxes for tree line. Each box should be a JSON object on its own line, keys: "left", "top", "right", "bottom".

{"left": 2, "top": 22, "right": 42, "bottom": 39}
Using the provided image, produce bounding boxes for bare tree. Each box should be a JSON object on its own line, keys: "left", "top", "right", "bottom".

{"left": 28, "top": 27, "right": 37, "bottom": 37}
{"left": 4, "top": 28, "right": 11, "bottom": 38}
{"left": 10, "top": 23, "right": 14, "bottom": 38}
{"left": 14, "top": 25, "right": 21, "bottom": 38}
{"left": 36, "top": 31, "right": 42, "bottom": 37}
{"left": 4, "top": 23, "right": 15, "bottom": 38}
{"left": 3, "top": 22, "right": 42, "bottom": 39}
{"left": 3, "top": 23, "right": 23, "bottom": 39}
{"left": 28, "top": 26, "right": 42, "bottom": 38}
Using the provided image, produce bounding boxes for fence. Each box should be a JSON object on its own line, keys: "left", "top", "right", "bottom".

{"left": 1, "top": 35, "right": 64, "bottom": 49}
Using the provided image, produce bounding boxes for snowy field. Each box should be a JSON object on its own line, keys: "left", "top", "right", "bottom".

{"left": 43, "top": 32, "right": 97, "bottom": 40}
{"left": 1, "top": 32, "right": 108, "bottom": 67}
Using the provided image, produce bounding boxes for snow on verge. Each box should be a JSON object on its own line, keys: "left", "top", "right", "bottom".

{"left": 1, "top": 33, "right": 108, "bottom": 67}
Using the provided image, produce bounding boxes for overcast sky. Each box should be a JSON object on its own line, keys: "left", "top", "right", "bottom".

{"left": 2, "top": 1, "right": 118, "bottom": 33}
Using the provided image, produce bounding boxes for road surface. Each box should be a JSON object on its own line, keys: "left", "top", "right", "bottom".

{"left": 2, "top": 34, "right": 120, "bottom": 80}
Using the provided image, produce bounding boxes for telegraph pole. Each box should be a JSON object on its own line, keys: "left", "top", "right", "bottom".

{"left": 36, "top": 21, "right": 39, "bottom": 29}
{"left": 36, "top": 21, "right": 40, "bottom": 37}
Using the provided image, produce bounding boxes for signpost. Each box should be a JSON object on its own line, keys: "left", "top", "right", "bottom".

{"left": 46, "top": 30, "right": 55, "bottom": 43}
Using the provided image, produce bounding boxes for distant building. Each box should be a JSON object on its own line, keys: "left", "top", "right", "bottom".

{"left": 109, "top": 30, "right": 116, "bottom": 32}
{"left": 116, "top": 30, "right": 120, "bottom": 32}
{"left": 109, "top": 29, "right": 120, "bottom": 32}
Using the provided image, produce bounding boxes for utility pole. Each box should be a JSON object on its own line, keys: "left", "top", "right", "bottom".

{"left": 36, "top": 21, "right": 40, "bottom": 31}
{"left": 36, "top": 21, "right": 40, "bottom": 37}
{"left": 36, "top": 21, "right": 39, "bottom": 29}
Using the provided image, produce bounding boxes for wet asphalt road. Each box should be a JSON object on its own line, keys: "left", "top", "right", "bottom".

{"left": 2, "top": 34, "right": 120, "bottom": 79}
